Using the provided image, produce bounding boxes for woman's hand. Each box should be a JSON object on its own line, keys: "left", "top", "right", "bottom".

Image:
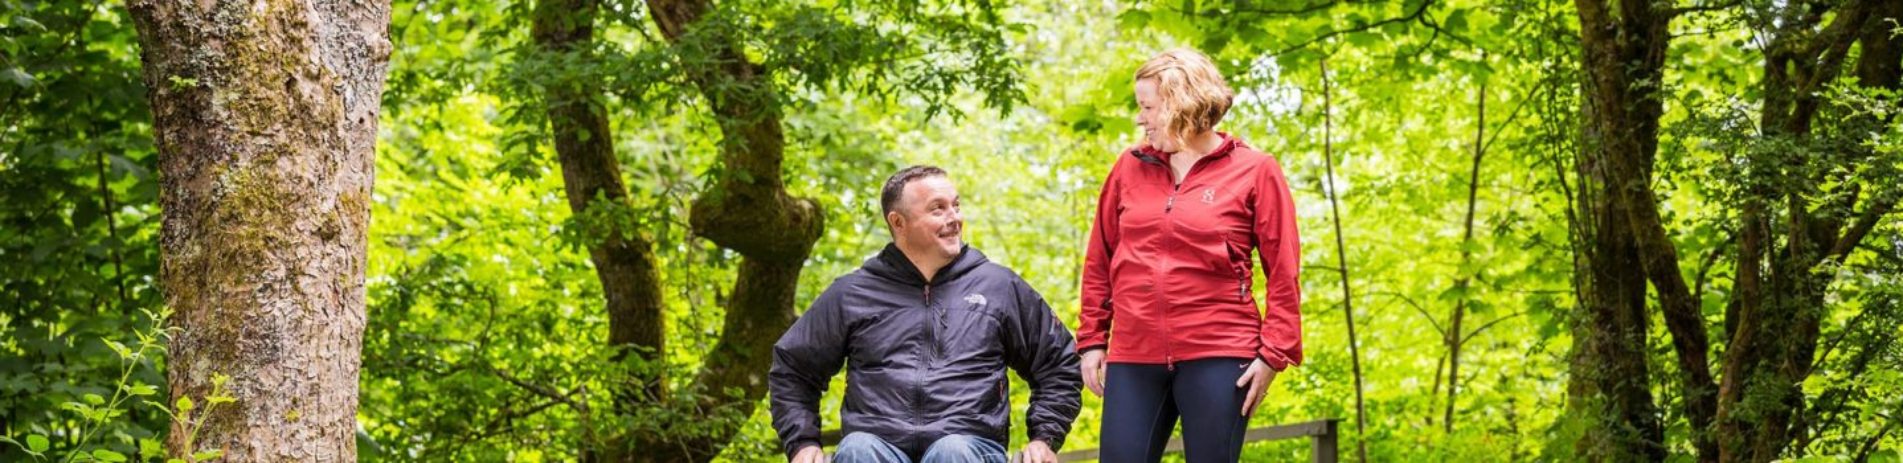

{"left": 1236, "top": 358, "right": 1278, "bottom": 416}
{"left": 1081, "top": 349, "right": 1107, "bottom": 397}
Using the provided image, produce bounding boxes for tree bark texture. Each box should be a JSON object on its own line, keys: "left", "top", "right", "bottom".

{"left": 127, "top": 0, "right": 392, "bottom": 460}
{"left": 1568, "top": 0, "right": 1675, "bottom": 459}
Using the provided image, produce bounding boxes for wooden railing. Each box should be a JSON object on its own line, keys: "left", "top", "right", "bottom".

{"left": 818, "top": 418, "right": 1340, "bottom": 462}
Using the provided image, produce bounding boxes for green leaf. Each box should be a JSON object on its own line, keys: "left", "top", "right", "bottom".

{"left": 1116, "top": 9, "right": 1151, "bottom": 31}
{"left": 125, "top": 383, "right": 157, "bottom": 396}
{"left": 85, "top": 393, "right": 105, "bottom": 405}
{"left": 192, "top": 449, "right": 224, "bottom": 461}
{"left": 26, "top": 434, "right": 49, "bottom": 453}
{"left": 1444, "top": 8, "right": 1470, "bottom": 32}
{"left": 9, "top": 15, "right": 46, "bottom": 32}
{"left": 2, "top": 67, "right": 35, "bottom": 88}
{"left": 105, "top": 340, "right": 132, "bottom": 359}
{"left": 92, "top": 449, "right": 128, "bottom": 462}
{"left": 141, "top": 438, "right": 163, "bottom": 459}
{"left": 175, "top": 396, "right": 195, "bottom": 412}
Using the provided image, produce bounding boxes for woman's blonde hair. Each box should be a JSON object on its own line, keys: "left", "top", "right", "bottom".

{"left": 1135, "top": 48, "right": 1235, "bottom": 147}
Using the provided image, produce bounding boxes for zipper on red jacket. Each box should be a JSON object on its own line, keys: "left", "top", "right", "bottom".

{"left": 1162, "top": 176, "right": 1178, "bottom": 372}
{"left": 1159, "top": 152, "right": 1226, "bottom": 372}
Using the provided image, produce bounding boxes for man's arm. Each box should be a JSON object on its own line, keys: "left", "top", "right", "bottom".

{"left": 1004, "top": 278, "right": 1083, "bottom": 451}
{"left": 769, "top": 286, "right": 849, "bottom": 460}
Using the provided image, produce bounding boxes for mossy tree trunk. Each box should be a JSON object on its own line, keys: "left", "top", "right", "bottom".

{"left": 1567, "top": 0, "right": 1676, "bottom": 459}
{"left": 1567, "top": 0, "right": 1902, "bottom": 460}
{"left": 643, "top": 1, "right": 823, "bottom": 459}
{"left": 528, "top": 0, "right": 820, "bottom": 460}
{"left": 529, "top": 0, "right": 668, "bottom": 408}
{"left": 127, "top": 0, "right": 392, "bottom": 460}
{"left": 1716, "top": 1, "right": 1899, "bottom": 460}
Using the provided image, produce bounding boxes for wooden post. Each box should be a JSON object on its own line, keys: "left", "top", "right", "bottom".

{"left": 1312, "top": 418, "right": 1339, "bottom": 463}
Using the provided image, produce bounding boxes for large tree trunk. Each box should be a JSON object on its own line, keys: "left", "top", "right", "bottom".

{"left": 1567, "top": 0, "right": 1677, "bottom": 460}
{"left": 1566, "top": 0, "right": 1901, "bottom": 460}
{"left": 127, "top": 0, "right": 392, "bottom": 460}
{"left": 1564, "top": 170, "right": 1665, "bottom": 461}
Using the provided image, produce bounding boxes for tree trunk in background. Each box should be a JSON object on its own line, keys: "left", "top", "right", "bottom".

{"left": 528, "top": 0, "right": 823, "bottom": 460}
{"left": 530, "top": 0, "right": 669, "bottom": 410}
{"left": 1565, "top": 0, "right": 1902, "bottom": 460}
{"left": 128, "top": 0, "right": 392, "bottom": 459}
{"left": 1567, "top": 0, "right": 1672, "bottom": 459}
{"left": 644, "top": 1, "right": 823, "bottom": 461}
{"left": 1718, "top": 1, "right": 1898, "bottom": 459}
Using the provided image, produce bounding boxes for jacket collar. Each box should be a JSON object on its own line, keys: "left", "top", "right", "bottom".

{"left": 1131, "top": 132, "right": 1240, "bottom": 166}
{"left": 864, "top": 243, "right": 986, "bottom": 286}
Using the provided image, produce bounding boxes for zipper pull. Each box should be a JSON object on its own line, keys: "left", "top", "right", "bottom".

{"left": 1165, "top": 195, "right": 1175, "bottom": 213}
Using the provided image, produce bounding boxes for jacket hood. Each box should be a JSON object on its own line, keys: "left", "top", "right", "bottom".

{"left": 862, "top": 243, "right": 987, "bottom": 286}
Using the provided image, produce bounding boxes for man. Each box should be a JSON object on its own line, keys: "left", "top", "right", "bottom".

{"left": 769, "top": 166, "right": 1083, "bottom": 463}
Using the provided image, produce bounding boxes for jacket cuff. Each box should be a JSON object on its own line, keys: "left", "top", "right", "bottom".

{"left": 1077, "top": 343, "right": 1107, "bottom": 355}
{"left": 785, "top": 439, "right": 821, "bottom": 460}
{"left": 1031, "top": 429, "right": 1066, "bottom": 452}
{"left": 1257, "top": 346, "right": 1293, "bottom": 371}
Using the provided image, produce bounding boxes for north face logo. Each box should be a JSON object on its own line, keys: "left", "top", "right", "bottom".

{"left": 964, "top": 294, "right": 987, "bottom": 306}
{"left": 1201, "top": 188, "right": 1216, "bottom": 204}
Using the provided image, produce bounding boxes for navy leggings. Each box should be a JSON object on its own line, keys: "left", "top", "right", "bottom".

{"left": 1099, "top": 358, "right": 1252, "bottom": 463}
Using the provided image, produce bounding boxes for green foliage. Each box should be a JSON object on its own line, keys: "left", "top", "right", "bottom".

{"left": 0, "top": 309, "right": 229, "bottom": 463}
{"left": 3, "top": 0, "right": 1899, "bottom": 460}
{"left": 1, "top": 1, "right": 164, "bottom": 460}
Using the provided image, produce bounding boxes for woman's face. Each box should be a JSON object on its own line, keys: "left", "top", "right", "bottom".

{"left": 1133, "top": 78, "right": 1179, "bottom": 153}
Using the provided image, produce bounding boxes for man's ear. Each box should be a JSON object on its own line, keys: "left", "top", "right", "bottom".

{"left": 886, "top": 211, "right": 904, "bottom": 231}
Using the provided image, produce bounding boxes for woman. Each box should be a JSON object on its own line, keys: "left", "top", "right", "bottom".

{"left": 1077, "top": 48, "right": 1303, "bottom": 463}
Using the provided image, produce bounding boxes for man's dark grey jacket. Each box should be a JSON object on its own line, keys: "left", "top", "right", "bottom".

{"left": 768, "top": 244, "right": 1083, "bottom": 460}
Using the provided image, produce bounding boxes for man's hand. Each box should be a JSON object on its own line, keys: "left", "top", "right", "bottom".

{"left": 1020, "top": 440, "right": 1058, "bottom": 463}
{"left": 1081, "top": 349, "right": 1107, "bottom": 397}
{"left": 790, "top": 445, "right": 825, "bottom": 463}
{"left": 1236, "top": 358, "right": 1279, "bottom": 416}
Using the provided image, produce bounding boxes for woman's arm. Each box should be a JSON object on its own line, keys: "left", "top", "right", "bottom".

{"left": 1252, "top": 155, "right": 1304, "bottom": 371}
{"left": 1077, "top": 153, "right": 1129, "bottom": 353}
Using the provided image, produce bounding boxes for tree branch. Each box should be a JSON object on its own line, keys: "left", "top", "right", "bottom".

{"left": 1371, "top": 290, "right": 1445, "bottom": 337}
{"left": 1458, "top": 311, "right": 1526, "bottom": 346}
{"left": 1274, "top": 0, "right": 1437, "bottom": 55}
{"left": 1830, "top": 192, "right": 1898, "bottom": 264}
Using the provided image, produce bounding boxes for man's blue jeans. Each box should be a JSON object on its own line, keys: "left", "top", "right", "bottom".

{"left": 833, "top": 432, "right": 1008, "bottom": 463}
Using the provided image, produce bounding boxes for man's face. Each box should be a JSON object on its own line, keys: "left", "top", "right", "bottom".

{"left": 889, "top": 176, "right": 963, "bottom": 262}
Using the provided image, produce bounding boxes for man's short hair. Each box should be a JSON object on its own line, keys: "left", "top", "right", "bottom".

{"left": 881, "top": 165, "right": 948, "bottom": 218}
